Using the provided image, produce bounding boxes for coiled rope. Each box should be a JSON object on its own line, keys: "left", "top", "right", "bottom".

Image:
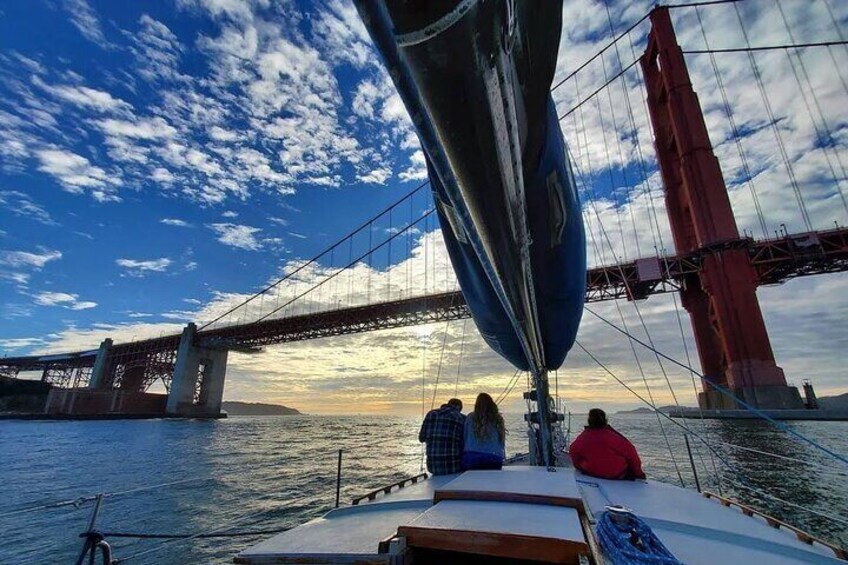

{"left": 596, "top": 509, "right": 683, "bottom": 565}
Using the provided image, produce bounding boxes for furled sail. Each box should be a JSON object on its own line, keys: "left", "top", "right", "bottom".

{"left": 357, "top": 0, "right": 586, "bottom": 462}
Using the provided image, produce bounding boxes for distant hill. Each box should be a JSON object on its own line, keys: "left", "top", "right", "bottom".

{"left": 617, "top": 405, "right": 694, "bottom": 415}
{"left": 222, "top": 401, "right": 301, "bottom": 416}
{"left": 817, "top": 393, "right": 848, "bottom": 411}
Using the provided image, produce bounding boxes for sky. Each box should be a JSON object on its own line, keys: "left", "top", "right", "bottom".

{"left": 0, "top": 0, "right": 846, "bottom": 415}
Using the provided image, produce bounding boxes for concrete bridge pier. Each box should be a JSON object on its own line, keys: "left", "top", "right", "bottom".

{"left": 87, "top": 338, "right": 113, "bottom": 390}
{"left": 166, "top": 323, "right": 228, "bottom": 417}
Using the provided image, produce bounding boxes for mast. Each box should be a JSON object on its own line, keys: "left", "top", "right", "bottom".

{"left": 356, "top": 1, "right": 582, "bottom": 468}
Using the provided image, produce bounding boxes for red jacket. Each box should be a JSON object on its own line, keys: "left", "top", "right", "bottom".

{"left": 569, "top": 426, "right": 645, "bottom": 480}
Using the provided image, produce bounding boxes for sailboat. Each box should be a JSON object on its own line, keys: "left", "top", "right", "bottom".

{"left": 235, "top": 1, "right": 846, "bottom": 563}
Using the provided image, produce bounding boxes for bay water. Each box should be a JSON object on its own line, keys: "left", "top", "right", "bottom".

{"left": 1, "top": 414, "right": 846, "bottom": 563}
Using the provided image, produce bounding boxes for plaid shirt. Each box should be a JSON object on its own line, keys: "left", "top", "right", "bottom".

{"left": 419, "top": 404, "right": 465, "bottom": 475}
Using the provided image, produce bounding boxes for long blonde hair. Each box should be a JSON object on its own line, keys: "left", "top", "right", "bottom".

{"left": 471, "top": 393, "right": 505, "bottom": 442}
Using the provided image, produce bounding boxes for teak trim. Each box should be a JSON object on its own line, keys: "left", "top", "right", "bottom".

{"left": 397, "top": 525, "right": 588, "bottom": 564}
{"left": 702, "top": 491, "right": 847, "bottom": 560}
{"left": 351, "top": 473, "right": 429, "bottom": 506}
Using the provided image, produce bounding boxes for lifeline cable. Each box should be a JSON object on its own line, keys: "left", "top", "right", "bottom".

{"left": 584, "top": 307, "right": 848, "bottom": 466}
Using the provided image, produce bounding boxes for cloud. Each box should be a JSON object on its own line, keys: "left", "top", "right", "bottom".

{"left": 151, "top": 168, "right": 176, "bottom": 184}
{"left": 0, "top": 272, "right": 30, "bottom": 285}
{"left": 41, "top": 83, "right": 132, "bottom": 113}
{"left": 357, "top": 166, "right": 392, "bottom": 185}
{"left": 0, "top": 190, "right": 57, "bottom": 225}
{"left": 0, "top": 337, "right": 47, "bottom": 352}
{"left": 96, "top": 117, "right": 178, "bottom": 140}
{"left": 221, "top": 210, "right": 239, "bottom": 218}
{"left": 399, "top": 150, "right": 427, "bottom": 182}
{"left": 0, "top": 249, "right": 62, "bottom": 269}
{"left": 160, "top": 218, "right": 192, "bottom": 227}
{"left": 35, "top": 148, "right": 120, "bottom": 201}
{"left": 63, "top": 0, "right": 111, "bottom": 48}
{"left": 116, "top": 257, "right": 173, "bottom": 276}
{"left": 207, "top": 222, "right": 264, "bottom": 250}
{"left": 33, "top": 291, "right": 97, "bottom": 310}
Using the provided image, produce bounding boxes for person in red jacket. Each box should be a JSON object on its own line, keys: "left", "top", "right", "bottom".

{"left": 569, "top": 408, "right": 646, "bottom": 480}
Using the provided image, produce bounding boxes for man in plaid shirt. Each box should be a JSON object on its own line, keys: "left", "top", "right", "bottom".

{"left": 418, "top": 398, "right": 465, "bottom": 475}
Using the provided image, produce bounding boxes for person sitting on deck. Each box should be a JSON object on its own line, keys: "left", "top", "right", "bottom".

{"left": 569, "top": 408, "right": 646, "bottom": 480}
{"left": 419, "top": 398, "right": 466, "bottom": 475}
{"left": 462, "top": 393, "right": 506, "bottom": 470}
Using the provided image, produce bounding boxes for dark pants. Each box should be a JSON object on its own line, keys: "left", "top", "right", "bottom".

{"left": 462, "top": 451, "right": 503, "bottom": 470}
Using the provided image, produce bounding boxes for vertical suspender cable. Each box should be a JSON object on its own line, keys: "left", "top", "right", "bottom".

{"left": 694, "top": 6, "right": 769, "bottom": 238}
{"left": 733, "top": 2, "right": 813, "bottom": 231}
{"left": 775, "top": 0, "right": 848, "bottom": 219}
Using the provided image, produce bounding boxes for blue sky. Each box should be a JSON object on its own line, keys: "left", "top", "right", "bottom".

{"left": 0, "top": 0, "right": 431, "bottom": 348}
{"left": 1, "top": 0, "right": 846, "bottom": 414}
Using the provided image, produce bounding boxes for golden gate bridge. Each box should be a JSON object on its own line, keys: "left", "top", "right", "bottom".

{"left": 2, "top": 2, "right": 847, "bottom": 418}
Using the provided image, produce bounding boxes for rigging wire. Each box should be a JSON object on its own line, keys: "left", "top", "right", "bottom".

{"left": 550, "top": 12, "right": 651, "bottom": 93}
{"left": 0, "top": 477, "right": 213, "bottom": 519}
{"left": 454, "top": 318, "right": 468, "bottom": 397}
{"left": 820, "top": 0, "right": 848, "bottom": 98}
{"left": 693, "top": 5, "right": 768, "bottom": 238}
{"left": 774, "top": 0, "right": 848, "bottom": 218}
{"left": 496, "top": 369, "right": 523, "bottom": 405}
{"left": 572, "top": 338, "right": 841, "bottom": 524}
{"left": 599, "top": 47, "right": 641, "bottom": 258}
{"left": 584, "top": 306, "right": 848, "bottom": 466}
{"left": 681, "top": 39, "right": 848, "bottom": 54}
{"left": 565, "top": 105, "right": 687, "bottom": 487}
{"left": 732, "top": 1, "right": 813, "bottom": 231}
{"left": 114, "top": 494, "right": 321, "bottom": 563}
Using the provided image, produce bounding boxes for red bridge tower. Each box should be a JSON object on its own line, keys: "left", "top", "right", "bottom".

{"left": 642, "top": 8, "right": 803, "bottom": 410}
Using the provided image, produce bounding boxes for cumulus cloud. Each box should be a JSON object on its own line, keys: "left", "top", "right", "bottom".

{"left": 33, "top": 291, "right": 97, "bottom": 310}
{"left": 5, "top": 0, "right": 847, "bottom": 417}
{"left": 116, "top": 257, "right": 173, "bottom": 276}
{"left": 207, "top": 222, "right": 263, "bottom": 250}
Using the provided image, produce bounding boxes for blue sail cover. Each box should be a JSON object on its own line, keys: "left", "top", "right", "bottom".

{"left": 431, "top": 99, "right": 586, "bottom": 371}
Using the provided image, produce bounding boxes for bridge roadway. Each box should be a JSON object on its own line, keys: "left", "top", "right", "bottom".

{"left": 2, "top": 227, "right": 847, "bottom": 375}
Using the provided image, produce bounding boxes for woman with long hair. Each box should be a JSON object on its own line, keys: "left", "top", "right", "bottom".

{"left": 462, "top": 392, "right": 506, "bottom": 470}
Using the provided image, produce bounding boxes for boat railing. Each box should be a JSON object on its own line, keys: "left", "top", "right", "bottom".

{"left": 702, "top": 491, "right": 847, "bottom": 560}
{"left": 351, "top": 472, "right": 429, "bottom": 506}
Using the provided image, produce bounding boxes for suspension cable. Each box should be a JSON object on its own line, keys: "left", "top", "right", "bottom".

{"left": 199, "top": 180, "right": 431, "bottom": 330}
{"left": 732, "top": 1, "right": 813, "bottom": 231}
{"left": 584, "top": 306, "right": 848, "bottom": 466}
{"left": 569, "top": 146, "right": 687, "bottom": 487}
{"left": 693, "top": 5, "right": 768, "bottom": 238}
{"left": 681, "top": 39, "right": 848, "bottom": 54}
{"left": 774, "top": 0, "right": 848, "bottom": 217}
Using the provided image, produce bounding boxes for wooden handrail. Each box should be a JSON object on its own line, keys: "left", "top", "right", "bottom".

{"left": 702, "top": 491, "right": 847, "bottom": 560}
{"left": 351, "top": 473, "right": 428, "bottom": 506}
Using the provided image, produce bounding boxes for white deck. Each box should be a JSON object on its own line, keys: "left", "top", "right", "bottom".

{"left": 576, "top": 473, "right": 844, "bottom": 564}
{"left": 236, "top": 466, "right": 846, "bottom": 564}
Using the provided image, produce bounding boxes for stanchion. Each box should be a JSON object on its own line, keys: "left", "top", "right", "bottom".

{"left": 335, "top": 449, "right": 343, "bottom": 508}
